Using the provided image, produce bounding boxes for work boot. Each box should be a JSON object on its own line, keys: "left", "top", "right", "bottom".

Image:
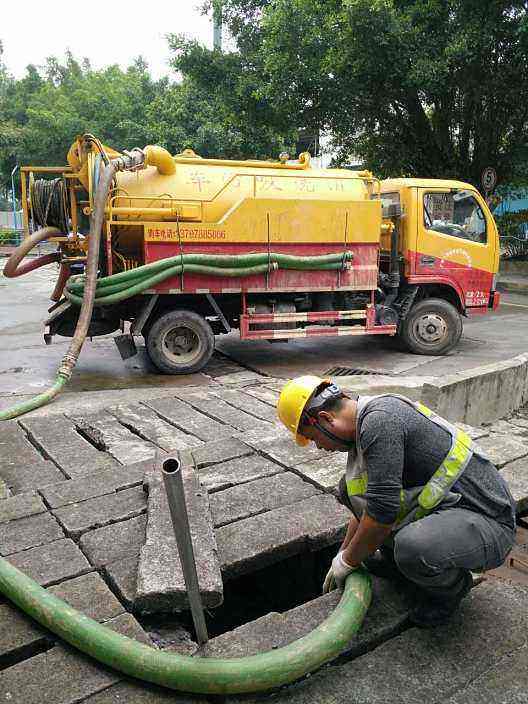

{"left": 408, "top": 571, "right": 474, "bottom": 629}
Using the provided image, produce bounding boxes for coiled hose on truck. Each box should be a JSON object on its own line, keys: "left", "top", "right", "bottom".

{"left": 0, "top": 556, "right": 371, "bottom": 694}
{"left": 0, "top": 154, "right": 132, "bottom": 422}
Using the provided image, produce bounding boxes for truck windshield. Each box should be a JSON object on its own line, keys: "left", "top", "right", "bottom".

{"left": 423, "top": 191, "right": 487, "bottom": 244}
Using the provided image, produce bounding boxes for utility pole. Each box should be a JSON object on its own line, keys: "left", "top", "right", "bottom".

{"left": 213, "top": 0, "right": 222, "bottom": 50}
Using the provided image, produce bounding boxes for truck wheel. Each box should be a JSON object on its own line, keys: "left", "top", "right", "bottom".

{"left": 399, "top": 298, "right": 462, "bottom": 356}
{"left": 146, "top": 310, "right": 214, "bottom": 374}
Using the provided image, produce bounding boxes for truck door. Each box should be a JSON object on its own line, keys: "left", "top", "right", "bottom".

{"left": 415, "top": 188, "right": 497, "bottom": 309}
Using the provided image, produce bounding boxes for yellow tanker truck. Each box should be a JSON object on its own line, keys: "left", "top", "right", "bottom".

{"left": 6, "top": 134, "right": 500, "bottom": 385}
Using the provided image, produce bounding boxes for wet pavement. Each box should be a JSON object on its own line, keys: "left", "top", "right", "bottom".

{"left": 2, "top": 263, "right": 528, "bottom": 407}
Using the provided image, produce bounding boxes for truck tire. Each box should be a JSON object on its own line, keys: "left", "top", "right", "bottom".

{"left": 146, "top": 310, "right": 214, "bottom": 374}
{"left": 398, "top": 298, "right": 462, "bottom": 356}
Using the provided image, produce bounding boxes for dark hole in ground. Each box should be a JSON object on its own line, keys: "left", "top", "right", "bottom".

{"left": 138, "top": 544, "right": 336, "bottom": 642}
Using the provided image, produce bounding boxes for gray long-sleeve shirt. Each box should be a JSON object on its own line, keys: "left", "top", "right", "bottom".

{"left": 357, "top": 396, "right": 516, "bottom": 529}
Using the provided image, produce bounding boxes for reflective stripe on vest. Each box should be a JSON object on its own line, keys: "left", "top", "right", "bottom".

{"left": 346, "top": 395, "right": 476, "bottom": 523}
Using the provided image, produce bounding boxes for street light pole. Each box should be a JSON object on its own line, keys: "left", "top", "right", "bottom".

{"left": 11, "top": 165, "right": 19, "bottom": 232}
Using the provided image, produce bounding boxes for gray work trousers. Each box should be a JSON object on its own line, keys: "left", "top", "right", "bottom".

{"left": 337, "top": 477, "right": 515, "bottom": 599}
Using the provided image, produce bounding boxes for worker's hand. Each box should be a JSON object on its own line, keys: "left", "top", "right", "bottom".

{"left": 323, "top": 551, "right": 358, "bottom": 593}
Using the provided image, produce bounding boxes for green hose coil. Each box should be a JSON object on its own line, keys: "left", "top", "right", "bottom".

{"left": 0, "top": 557, "right": 371, "bottom": 695}
{"left": 65, "top": 251, "right": 353, "bottom": 306}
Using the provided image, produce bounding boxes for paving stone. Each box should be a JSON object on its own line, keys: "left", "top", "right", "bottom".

{"left": 500, "top": 456, "right": 528, "bottom": 513}
{"left": 243, "top": 385, "right": 281, "bottom": 406}
{"left": 71, "top": 410, "right": 155, "bottom": 464}
{"left": 256, "top": 436, "right": 327, "bottom": 467}
{"left": 136, "top": 466, "right": 223, "bottom": 612}
{"left": 215, "top": 370, "right": 264, "bottom": 386}
{"left": 508, "top": 415, "right": 528, "bottom": 431}
{"left": 80, "top": 515, "right": 146, "bottom": 568}
{"left": 108, "top": 403, "right": 204, "bottom": 452}
{"left": 47, "top": 572, "right": 125, "bottom": 622}
{"left": 488, "top": 419, "right": 528, "bottom": 439}
{"left": 233, "top": 424, "right": 290, "bottom": 448}
{"left": 144, "top": 622, "right": 197, "bottom": 655}
{"left": 199, "top": 453, "right": 284, "bottom": 493}
{"left": 39, "top": 461, "right": 148, "bottom": 509}
{"left": 203, "top": 575, "right": 408, "bottom": 658}
{"left": 0, "top": 420, "right": 66, "bottom": 494}
{"left": 0, "top": 573, "right": 125, "bottom": 668}
{"left": 216, "top": 494, "right": 349, "bottom": 579}
{"left": 6, "top": 538, "right": 92, "bottom": 587}
{"left": 455, "top": 422, "right": 490, "bottom": 441}
{"left": 475, "top": 434, "right": 528, "bottom": 468}
{"left": 236, "top": 581, "right": 528, "bottom": 704}
{"left": 81, "top": 680, "right": 206, "bottom": 703}
{"left": 0, "top": 511, "right": 64, "bottom": 556}
{"left": 0, "top": 614, "right": 151, "bottom": 704}
{"left": 20, "top": 415, "right": 119, "bottom": 479}
{"left": 0, "top": 491, "right": 46, "bottom": 523}
{"left": 145, "top": 396, "right": 233, "bottom": 442}
{"left": 191, "top": 436, "right": 253, "bottom": 469}
{"left": 293, "top": 453, "right": 347, "bottom": 491}
{"left": 104, "top": 555, "right": 139, "bottom": 610}
{"left": 210, "top": 472, "right": 320, "bottom": 527}
{"left": 211, "top": 387, "right": 278, "bottom": 422}
{"left": 175, "top": 389, "right": 273, "bottom": 433}
{"left": 52, "top": 486, "right": 146, "bottom": 539}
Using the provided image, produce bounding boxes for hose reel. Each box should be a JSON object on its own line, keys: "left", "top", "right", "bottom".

{"left": 29, "top": 176, "right": 70, "bottom": 233}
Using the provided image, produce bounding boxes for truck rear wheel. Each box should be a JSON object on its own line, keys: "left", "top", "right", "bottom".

{"left": 146, "top": 310, "right": 214, "bottom": 374}
{"left": 399, "top": 298, "right": 462, "bottom": 356}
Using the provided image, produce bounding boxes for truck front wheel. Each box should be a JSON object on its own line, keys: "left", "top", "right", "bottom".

{"left": 146, "top": 310, "right": 214, "bottom": 374}
{"left": 398, "top": 298, "right": 462, "bottom": 356}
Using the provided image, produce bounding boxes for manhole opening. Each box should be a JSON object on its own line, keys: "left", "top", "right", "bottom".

{"left": 138, "top": 544, "right": 335, "bottom": 642}
{"left": 324, "top": 367, "right": 387, "bottom": 376}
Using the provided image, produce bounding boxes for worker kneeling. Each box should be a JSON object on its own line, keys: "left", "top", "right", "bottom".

{"left": 277, "top": 376, "right": 516, "bottom": 628}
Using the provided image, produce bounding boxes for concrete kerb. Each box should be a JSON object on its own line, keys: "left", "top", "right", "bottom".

{"left": 421, "top": 353, "right": 528, "bottom": 425}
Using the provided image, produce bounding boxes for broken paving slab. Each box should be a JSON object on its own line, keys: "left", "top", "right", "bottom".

{"left": 175, "top": 389, "right": 272, "bottom": 433}
{"left": 209, "top": 472, "right": 320, "bottom": 528}
{"left": 20, "top": 415, "right": 119, "bottom": 479}
{"left": 0, "top": 420, "right": 66, "bottom": 493}
{"left": 136, "top": 465, "right": 223, "bottom": 613}
{"left": 475, "top": 433, "right": 528, "bottom": 467}
{"left": 144, "top": 396, "right": 234, "bottom": 442}
{"left": 293, "top": 453, "right": 347, "bottom": 491}
{"left": 0, "top": 478, "right": 9, "bottom": 499}
{"left": 108, "top": 403, "right": 204, "bottom": 452}
{"left": 202, "top": 575, "right": 408, "bottom": 659}
{"left": 487, "top": 419, "right": 528, "bottom": 439}
{"left": 210, "top": 387, "right": 278, "bottom": 423}
{"left": 0, "top": 615, "right": 151, "bottom": 704}
{"left": 0, "top": 511, "right": 64, "bottom": 556}
{"left": 104, "top": 555, "right": 139, "bottom": 610}
{"left": 0, "top": 491, "right": 46, "bottom": 523}
{"left": 500, "top": 456, "right": 528, "bottom": 513}
{"left": 80, "top": 514, "right": 146, "bottom": 568}
{"left": 39, "top": 461, "right": 149, "bottom": 509}
{"left": 455, "top": 422, "right": 490, "bottom": 441}
{"left": 0, "top": 573, "right": 125, "bottom": 669}
{"left": 216, "top": 494, "right": 349, "bottom": 579}
{"left": 191, "top": 435, "right": 253, "bottom": 470}
{"left": 239, "top": 580, "right": 528, "bottom": 704}
{"left": 6, "top": 538, "right": 92, "bottom": 587}
{"left": 198, "top": 453, "right": 284, "bottom": 493}
{"left": 70, "top": 410, "right": 155, "bottom": 464}
{"left": 52, "top": 486, "right": 146, "bottom": 539}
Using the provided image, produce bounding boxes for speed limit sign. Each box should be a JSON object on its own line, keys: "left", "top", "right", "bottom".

{"left": 481, "top": 167, "right": 497, "bottom": 192}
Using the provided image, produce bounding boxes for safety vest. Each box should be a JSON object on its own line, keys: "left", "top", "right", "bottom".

{"left": 345, "top": 394, "right": 489, "bottom": 527}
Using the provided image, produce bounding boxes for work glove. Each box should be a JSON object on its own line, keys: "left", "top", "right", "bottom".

{"left": 322, "top": 551, "right": 358, "bottom": 593}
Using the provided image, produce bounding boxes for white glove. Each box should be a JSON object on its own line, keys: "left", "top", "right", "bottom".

{"left": 323, "top": 551, "right": 357, "bottom": 593}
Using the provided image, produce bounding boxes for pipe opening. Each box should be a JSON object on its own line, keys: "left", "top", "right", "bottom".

{"left": 162, "top": 458, "right": 181, "bottom": 474}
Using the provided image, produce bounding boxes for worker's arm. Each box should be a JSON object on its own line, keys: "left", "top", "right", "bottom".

{"left": 341, "top": 512, "right": 393, "bottom": 567}
{"left": 340, "top": 515, "right": 360, "bottom": 551}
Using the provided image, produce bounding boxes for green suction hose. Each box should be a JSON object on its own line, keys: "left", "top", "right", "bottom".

{"left": 0, "top": 556, "right": 371, "bottom": 694}
{"left": 65, "top": 251, "right": 353, "bottom": 307}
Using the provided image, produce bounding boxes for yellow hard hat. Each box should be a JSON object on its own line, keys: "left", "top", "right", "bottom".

{"left": 277, "top": 375, "right": 328, "bottom": 446}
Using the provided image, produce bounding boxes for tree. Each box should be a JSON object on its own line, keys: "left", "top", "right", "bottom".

{"left": 185, "top": 0, "right": 528, "bottom": 186}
